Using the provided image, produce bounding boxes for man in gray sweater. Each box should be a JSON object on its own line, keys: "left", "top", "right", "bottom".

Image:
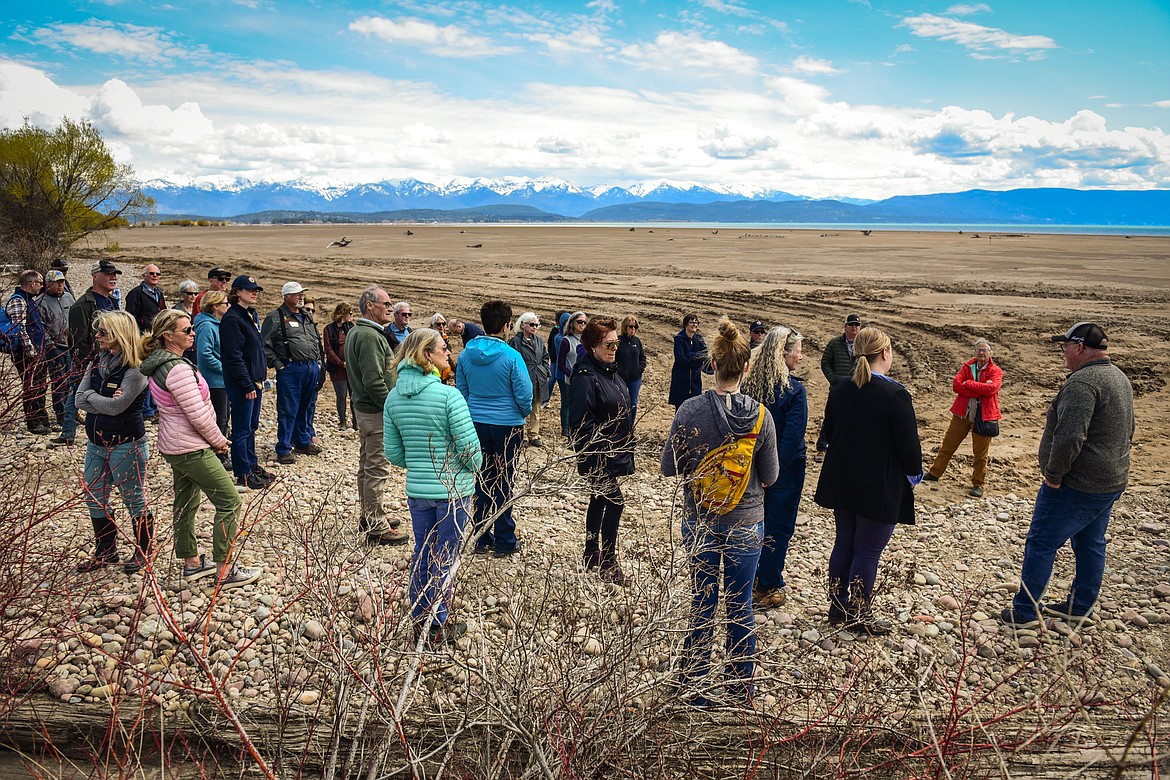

{"left": 1003, "top": 322, "right": 1134, "bottom": 628}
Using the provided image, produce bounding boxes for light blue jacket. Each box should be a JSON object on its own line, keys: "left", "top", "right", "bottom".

{"left": 385, "top": 361, "right": 483, "bottom": 499}
{"left": 193, "top": 312, "right": 224, "bottom": 389}
{"left": 455, "top": 336, "right": 533, "bottom": 426}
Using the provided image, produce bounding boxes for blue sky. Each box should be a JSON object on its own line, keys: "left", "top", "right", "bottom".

{"left": 2, "top": 0, "right": 1168, "bottom": 198}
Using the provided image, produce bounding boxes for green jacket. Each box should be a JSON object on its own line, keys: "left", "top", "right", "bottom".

{"left": 261, "top": 304, "right": 322, "bottom": 369}
{"left": 820, "top": 333, "right": 857, "bottom": 384}
{"left": 384, "top": 362, "right": 482, "bottom": 499}
{"left": 346, "top": 318, "right": 397, "bottom": 413}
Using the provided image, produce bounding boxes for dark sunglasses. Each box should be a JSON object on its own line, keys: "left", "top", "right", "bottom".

{"left": 177, "top": 326, "right": 195, "bottom": 334}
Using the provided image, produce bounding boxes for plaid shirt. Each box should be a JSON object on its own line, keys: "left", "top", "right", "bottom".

{"left": 4, "top": 293, "right": 36, "bottom": 355}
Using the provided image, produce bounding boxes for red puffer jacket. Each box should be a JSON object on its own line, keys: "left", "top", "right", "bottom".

{"left": 948, "top": 358, "right": 1002, "bottom": 421}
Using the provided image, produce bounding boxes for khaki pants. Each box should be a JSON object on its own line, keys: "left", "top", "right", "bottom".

{"left": 355, "top": 408, "right": 397, "bottom": 535}
{"left": 927, "top": 414, "right": 991, "bottom": 487}
{"left": 524, "top": 385, "right": 542, "bottom": 443}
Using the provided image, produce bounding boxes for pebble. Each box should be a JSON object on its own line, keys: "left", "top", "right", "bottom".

{"left": 298, "top": 691, "right": 320, "bottom": 706}
{"left": 303, "top": 620, "right": 325, "bottom": 640}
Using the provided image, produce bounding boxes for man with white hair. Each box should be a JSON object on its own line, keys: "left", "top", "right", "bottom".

{"left": 126, "top": 263, "right": 167, "bottom": 421}
{"left": 388, "top": 301, "right": 412, "bottom": 342}
{"left": 261, "top": 281, "right": 325, "bottom": 465}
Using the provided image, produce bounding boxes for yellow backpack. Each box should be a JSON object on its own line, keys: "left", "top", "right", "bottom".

{"left": 690, "top": 403, "right": 767, "bottom": 515}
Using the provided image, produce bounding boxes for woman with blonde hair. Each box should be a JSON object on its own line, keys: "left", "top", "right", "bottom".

{"left": 384, "top": 328, "right": 482, "bottom": 647}
{"left": 141, "top": 309, "right": 260, "bottom": 589}
{"left": 75, "top": 310, "right": 151, "bottom": 574}
{"left": 662, "top": 317, "right": 778, "bottom": 706}
{"left": 741, "top": 325, "right": 807, "bottom": 608}
{"left": 814, "top": 327, "right": 922, "bottom": 636}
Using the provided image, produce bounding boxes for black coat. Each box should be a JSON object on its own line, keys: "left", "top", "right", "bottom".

{"left": 814, "top": 375, "right": 922, "bottom": 525}
{"left": 568, "top": 353, "right": 634, "bottom": 479}
{"left": 615, "top": 334, "right": 646, "bottom": 383}
{"left": 219, "top": 303, "right": 266, "bottom": 395}
{"left": 668, "top": 330, "right": 707, "bottom": 407}
{"left": 125, "top": 283, "right": 166, "bottom": 333}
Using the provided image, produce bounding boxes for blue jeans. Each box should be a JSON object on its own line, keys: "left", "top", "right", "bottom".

{"left": 472, "top": 422, "right": 523, "bottom": 553}
{"left": 83, "top": 438, "right": 150, "bottom": 556}
{"left": 828, "top": 510, "right": 896, "bottom": 618}
{"left": 225, "top": 384, "right": 263, "bottom": 478}
{"left": 275, "top": 361, "right": 320, "bottom": 455}
{"left": 1012, "top": 483, "right": 1124, "bottom": 619}
{"left": 408, "top": 496, "right": 470, "bottom": 625}
{"left": 141, "top": 387, "right": 156, "bottom": 418}
{"left": 757, "top": 459, "right": 806, "bottom": 590}
{"left": 44, "top": 346, "right": 78, "bottom": 439}
{"left": 680, "top": 517, "right": 763, "bottom": 703}
{"left": 626, "top": 378, "right": 642, "bottom": 423}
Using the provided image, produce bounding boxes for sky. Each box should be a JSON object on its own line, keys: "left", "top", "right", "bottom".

{"left": 1, "top": 0, "right": 1169, "bottom": 199}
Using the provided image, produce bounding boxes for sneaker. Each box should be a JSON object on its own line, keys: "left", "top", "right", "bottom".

{"left": 493, "top": 541, "right": 522, "bottom": 558}
{"left": 294, "top": 443, "right": 324, "bottom": 456}
{"left": 77, "top": 555, "right": 119, "bottom": 573}
{"left": 238, "top": 472, "right": 271, "bottom": 490}
{"left": 1042, "top": 600, "right": 1095, "bottom": 625}
{"left": 182, "top": 554, "right": 218, "bottom": 581}
{"left": 473, "top": 544, "right": 492, "bottom": 556}
{"left": 845, "top": 617, "right": 892, "bottom": 637}
{"left": 922, "top": 473, "right": 939, "bottom": 482}
{"left": 29, "top": 424, "right": 52, "bottom": 436}
{"left": 123, "top": 551, "right": 150, "bottom": 575}
{"left": 999, "top": 607, "right": 1042, "bottom": 629}
{"left": 216, "top": 564, "right": 261, "bottom": 590}
{"left": 49, "top": 435, "right": 74, "bottom": 448}
{"left": 428, "top": 620, "right": 467, "bottom": 647}
{"left": 366, "top": 528, "right": 410, "bottom": 546}
{"left": 276, "top": 452, "right": 298, "bottom": 465}
{"left": 528, "top": 439, "right": 542, "bottom": 448}
{"left": 968, "top": 486, "right": 984, "bottom": 498}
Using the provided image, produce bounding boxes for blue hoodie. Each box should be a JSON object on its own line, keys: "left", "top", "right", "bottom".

{"left": 455, "top": 336, "right": 533, "bottom": 426}
{"left": 193, "top": 311, "right": 224, "bottom": 389}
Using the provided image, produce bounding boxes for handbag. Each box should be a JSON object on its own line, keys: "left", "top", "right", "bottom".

{"left": 973, "top": 404, "right": 1000, "bottom": 437}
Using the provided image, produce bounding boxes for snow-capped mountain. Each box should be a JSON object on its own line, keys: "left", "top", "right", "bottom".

{"left": 140, "top": 176, "right": 807, "bottom": 218}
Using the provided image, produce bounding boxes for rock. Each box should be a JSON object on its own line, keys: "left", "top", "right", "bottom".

{"left": 1138, "top": 522, "right": 1166, "bottom": 534}
{"left": 303, "top": 620, "right": 325, "bottom": 640}
{"left": 936, "top": 595, "right": 960, "bottom": 611}
{"left": 912, "top": 573, "right": 927, "bottom": 586}
{"left": 354, "top": 592, "right": 375, "bottom": 624}
{"left": 89, "top": 684, "right": 119, "bottom": 699}
{"left": 298, "top": 691, "right": 320, "bottom": 706}
{"left": 582, "top": 638, "right": 602, "bottom": 656}
{"left": 1153, "top": 583, "right": 1170, "bottom": 600}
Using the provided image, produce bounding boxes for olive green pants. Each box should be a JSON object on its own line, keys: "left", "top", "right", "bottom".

{"left": 164, "top": 448, "right": 243, "bottom": 562}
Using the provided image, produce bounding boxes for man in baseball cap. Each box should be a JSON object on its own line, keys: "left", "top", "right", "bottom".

{"left": 1050, "top": 322, "right": 1108, "bottom": 350}
{"left": 749, "top": 320, "right": 767, "bottom": 347}
{"left": 194, "top": 267, "right": 233, "bottom": 311}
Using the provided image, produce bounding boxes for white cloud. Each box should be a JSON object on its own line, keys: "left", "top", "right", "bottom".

{"left": 790, "top": 56, "right": 842, "bottom": 75}
{"left": 902, "top": 14, "right": 1057, "bottom": 58}
{"left": 525, "top": 29, "right": 606, "bottom": 54}
{"left": 348, "top": 16, "right": 517, "bottom": 58}
{"left": 945, "top": 3, "right": 992, "bottom": 15}
{"left": 89, "top": 79, "right": 214, "bottom": 145}
{"left": 1154, "top": 100, "right": 1170, "bottom": 108}
{"left": 24, "top": 19, "right": 198, "bottom": 63}
{"left": 618, "top": 32, "right": 758, "bottom": 75}
{"left": 698, "top": 0, "right": 753, "bottom": 16}
{"left": 0, "top": 60, "right": 90, "bottom": 127}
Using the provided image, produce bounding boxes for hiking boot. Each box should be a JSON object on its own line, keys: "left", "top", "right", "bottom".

{"left": 123, "top": 551, "right": 149, "bottom": 575}
{"left": 428, "top": 620, "right": 467, "bottom": 647}
{"left": 968, "top": 486, "right": 984, "bottom": 498}
{"left": 845, "top": 617, "right": 892, "bottom": 637}
{"left": 49, "top": 435, "right": 74, "bottom": 447}
{"left": 238, "top": 471, "right": 271, "bottom": 490}
{"left": 182, "top": 554, "right": 218, "bottom": 581}
{"left": 999, "top": 607, "right": 1042, "bottom": 629}
{"left": 1042, "top": 599, "right": 1096, "bottom": 626}
{"left": 599, "top": 562, "right": 629, "bottom": 586}
{"left": 366, "top": 528, "right": 410, "bottom": 546}
{"left": 582, "top": 547, "right": 602, "bottom": 571}
{"left": 294, "top": 443, "right": 324, "bottom": 456}
{"left": 493, "top": 541, "right": 522, "bottom": 558}
{"left": 276, "top": 452, "right": 297, "bottom": 465}
{"left": 922, "top": 472, "right": 939, "bottom": 482}
{"left": 29, "top": 424, "right": 52, "bottom": 435}
{"left": 760, "top": 588, "right": 787, "bottom": 608}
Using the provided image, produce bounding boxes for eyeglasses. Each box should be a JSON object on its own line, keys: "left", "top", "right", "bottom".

{"left": 145, "top": 272, "right": 162, "bottom": 277}
{"left": 602, "top": 340, "right": 619, "bottom": 349}
{"left": 214, "top": 276, "right": 231, "bottom": 282}
{"left": 430, "top": 344, "right": 451, "bottom": 353}
{"left": 433, "top": 321, "right": 447, "bottom": 327}
{"left": 95, "top": 328, "right": 109, "bottom": 337}
{"left": 399, "top": 312, "right": 412, "bottom": 318}
{"left": 524, "top": 321, "right": 539, "bottom": 327}
{"left": 183, "top": 290, "right": 197, "bottom": 296}
{"left": 574, "top": 319, "right": 586, "bottom": 325}
{"left": 628, "top": 324, "right": 639, "bottom": 330}
{"left": 304, "top": 307, "right": 315, "bottom": 314}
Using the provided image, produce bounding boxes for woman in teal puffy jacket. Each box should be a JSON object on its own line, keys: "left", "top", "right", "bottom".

{"left": 384, "top": 328, "right": 483, "bottom": 648}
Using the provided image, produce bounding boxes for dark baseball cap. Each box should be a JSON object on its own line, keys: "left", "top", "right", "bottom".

{"left": 231, "top": 274, "right": 263, "bottom": 291}
{"left": 749, "top": 320, "right": 767, "bottom": 333}
{"left": 51, "top": 258, "right": 70, "bottom": 270}
{"left": 1052, "top": 322, "right": 1108, "bottom": 350}
{"left": 845, "top": 314, "right": 861, "bottom": 326}
{"left": 90, "top": 260, "right": 122, "bottom": 275}
{"left": 208, "top": 267, "right": 231, "bottom": 280}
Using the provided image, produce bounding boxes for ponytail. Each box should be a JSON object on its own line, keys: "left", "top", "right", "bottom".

{"left": 851, "top": 327, "right": 891, "bottom": 388}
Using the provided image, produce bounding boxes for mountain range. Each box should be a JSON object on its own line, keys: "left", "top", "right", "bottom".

{"left": 140, "top": 177, "right": 1170, "bottom": 226}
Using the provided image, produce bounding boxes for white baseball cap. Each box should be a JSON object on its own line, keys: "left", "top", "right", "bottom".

{"left": 281, "top": 281, "right": 306, "bottom": 296}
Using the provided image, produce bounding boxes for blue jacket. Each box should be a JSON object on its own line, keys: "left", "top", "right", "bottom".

{"left": 384, "top": 362, "right": 483, "bottom": 499}
{"left": 455, "top": 336, "right": 533, "bottom": 426}
{"left": 668, "top": 330, "right": 708, "bottom": 407}
{"left": 765, "top": 376, "right": 808, "bottom": 466}
{"left": 219, "top": 303, "right": 266, "bottom": 395}
{"left": 550, "top": 312, "right": 569, "bottom": 381}
{"left": 193, "top": 312, "right": 224, "bottom": 389}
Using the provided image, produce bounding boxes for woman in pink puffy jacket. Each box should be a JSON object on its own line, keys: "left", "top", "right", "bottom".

{"left": 141, "top": 310, "right": 261, "bottom": 590}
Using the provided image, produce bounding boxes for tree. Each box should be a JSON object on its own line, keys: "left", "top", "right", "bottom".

{"left": 0, "top": 118, "right": 153, "bottom": 271}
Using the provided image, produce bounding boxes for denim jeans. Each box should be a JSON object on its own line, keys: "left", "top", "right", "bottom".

{"left": 83, "top": 438, "right": 150, "bottom": 558}
{"left": 44, "top": 346, "right": 78, "bottom": 439}
{"left": 473, "top": 422, "right": 523, "bottom": 553}
{"left": 225, "top": 384, "right": 262, "bottom": 478}
{"left": 680, "top": 517, "right": 763, "bottom": 703}
{"left": 557, "top": 379, "right": 571, "bottom": 434}
{"left": 407, "top": 496, "right": 470, "bottom": 625}
{"left": 1011, "top": 483, "right": 1124, "bottom": 619}
{"left": 757, "top": 459, "right": 806, "bottom": 591}
{"left": 626, "top": 378, "right": 642, "bottom": 423}
{"left": 275, "top": 361, "right": 319, "bottom": 455}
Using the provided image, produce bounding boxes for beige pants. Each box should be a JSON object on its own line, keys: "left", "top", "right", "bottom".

{"left": 928, "top": 413, "right": 992, "bottom": 488}
{"left": 355, "top": 408, "right": 397, "bottom": 534}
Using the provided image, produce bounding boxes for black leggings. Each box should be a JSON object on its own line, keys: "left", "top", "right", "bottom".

{"left": 584, "top": 479, "right": 624, "bottom": 560}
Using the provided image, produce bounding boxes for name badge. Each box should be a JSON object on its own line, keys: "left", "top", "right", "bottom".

{"left": 106, "top": 382, "right": 118, "bottom": 390}
{"left": 286, "top": 320, "right": 300, "bottom": 328}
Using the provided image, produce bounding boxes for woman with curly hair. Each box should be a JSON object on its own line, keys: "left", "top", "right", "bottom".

{"left": 742, "top": 325, "right": 808, "bottom": 609}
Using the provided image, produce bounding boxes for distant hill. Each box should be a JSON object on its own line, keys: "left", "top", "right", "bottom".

{"left": 139, "top": 176, "right": 1170, "bottom": 226}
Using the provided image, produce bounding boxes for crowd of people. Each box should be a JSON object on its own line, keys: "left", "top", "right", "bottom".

{"left": 1, "top": 259, "right": 1135, "bottom": 704}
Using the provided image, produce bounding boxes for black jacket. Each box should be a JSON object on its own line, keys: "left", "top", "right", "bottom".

{"left": 125, "top": 283, "right": 166, "bottom": 333}
{"left": 615, "top": 334, "right": 646, "bottom": 383}
{"left": 219, "top": 303, "right": 267, "bottom": 395}
{"left": 814, "top": 375, "right": 922, "bottom": 525}
{"left": 568, "top": 353, "right": 634, "bottom": 479}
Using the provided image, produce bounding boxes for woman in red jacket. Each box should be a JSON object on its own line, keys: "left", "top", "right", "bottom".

{"left": 923, "top": 339, "right": 1002, "bottom": 498}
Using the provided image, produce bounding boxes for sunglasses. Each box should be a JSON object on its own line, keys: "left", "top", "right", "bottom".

{"left": 145, "top": 272, "right": 162, "bottom": 277}
{"left": 399, "top": 312, "right": 412, "bottom": 318}
{"left": 602, "top": 340, "right": 619, "bottom": 349}
{"left": 574, "top": 319, "right": 586, "bottom": 325}
{"left": 174, "top": 326, "right": 195, "bottom": 335}
{"left": 95, "top": 328, "right": 109, "bottom": 337}
{"left": 304, "top": 308, "right": 315, "bottom": 314}
{"left": 183, "top": 290, "right": 197, "bottom": 296}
